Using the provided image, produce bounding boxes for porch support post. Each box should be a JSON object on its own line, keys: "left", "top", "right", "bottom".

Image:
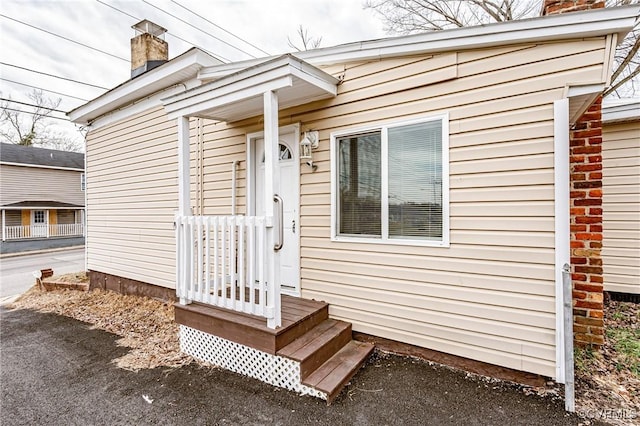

{"left": 177, "top": 116, "right": 192, "bottom": 305}
{"left": 264, "top": 90, "right": 281, "bottom": 329}
{"left": 2, "top": 209, "right": 5, "bottom": 241}
{"left": 46, "top": 210, "right": 50, "bottom": 238}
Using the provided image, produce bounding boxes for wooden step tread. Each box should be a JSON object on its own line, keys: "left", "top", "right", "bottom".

{"left": 302, "top": 340, "right": 375, "bottom": 404}
{"left": 277, "top": 319, "right": 350, "bottom": 360}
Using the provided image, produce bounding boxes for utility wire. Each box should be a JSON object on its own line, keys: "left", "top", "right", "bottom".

{"left": 0, "top": 14, "right": 129, "bottom": 63}
{"left": 0, "top": 98, "right": 67, "bottom": 114}
{"left": 0, "top": 63, "right": 109, "bottom": 90}
{"left": 2, "top": 107, "right": 70, "bottom": 122}
{"left": 141, "top": 0, "right": 248, "bottom": 60}
{"left": 0, "top": 78, "right": 89, "bottom": 102}
{"left": 171, "top": 0, "right": 270, "bottom": 56}
{"left": 95, "top": 0, "right": 226, "bottom": 62}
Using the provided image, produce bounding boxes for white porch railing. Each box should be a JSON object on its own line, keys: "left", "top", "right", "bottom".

{"left": 176, "top": 215, "right": 279, "bottom": 322}
{"left": 3, "top": 223, "right": 84, "bottom": 240}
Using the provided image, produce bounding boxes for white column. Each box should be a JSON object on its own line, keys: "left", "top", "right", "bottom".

{"left": 45, "top": 210, "right": 50, "bottom": 238}
{"left": 177, "top": 116, "right": 192, "bottom": 305}
{"left": 2, "top": 209, "right": 5, "bottom": 241}
{"left": 263, "top": 90, "right": 281, "bottom": 329}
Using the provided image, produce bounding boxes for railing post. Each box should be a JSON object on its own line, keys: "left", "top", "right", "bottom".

{"left": 1, "top": 209, "right": 5, "bottom": 242}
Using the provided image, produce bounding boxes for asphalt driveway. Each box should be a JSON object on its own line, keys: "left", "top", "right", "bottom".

{"left": 1, "top": 306, "right": 599, "bottom": 426}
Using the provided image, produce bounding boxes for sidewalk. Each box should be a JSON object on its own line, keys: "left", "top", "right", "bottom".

{"left": 1, "top": 306, "right": 600, "bottom": 426}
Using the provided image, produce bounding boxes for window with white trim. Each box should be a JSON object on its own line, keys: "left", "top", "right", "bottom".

{"left": 80, "top": 173, "right": 86, "bottom": 191}
{"left": 332, "top": 115, "right": 449, "bottom": 245}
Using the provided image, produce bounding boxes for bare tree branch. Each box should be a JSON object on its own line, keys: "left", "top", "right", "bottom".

{"left": 287, "top": 25, "right": 323, "bottom": 51}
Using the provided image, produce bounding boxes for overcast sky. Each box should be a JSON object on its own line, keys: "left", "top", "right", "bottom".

{"left": 0, "top": 0, "right": 387, "bottom": 148}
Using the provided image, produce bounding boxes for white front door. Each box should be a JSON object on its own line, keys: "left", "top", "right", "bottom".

{"left": 252, "top": 130, "right": 300, "bottom": 296}
{"left": 32, "top": 210, "right": 47, "bottom": 237}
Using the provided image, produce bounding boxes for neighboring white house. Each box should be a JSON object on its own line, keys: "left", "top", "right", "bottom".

{"left": 69, "top": 6, "right": 639, "bottom": 401}
{"left": 0, "top": 143, "right": 85, "bottom": 252}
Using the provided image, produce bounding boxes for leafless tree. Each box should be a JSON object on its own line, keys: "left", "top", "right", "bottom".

{"left": 365, "top": 0, "right": 639, "bottom": 97}
{"left": 287, "top": 25, "right": 323, "bottom": 51}
{"left": 0, "top": 90, "right": 83, "bottom": 152}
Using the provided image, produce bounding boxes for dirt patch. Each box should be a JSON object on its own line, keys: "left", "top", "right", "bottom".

{"left": 575, "top": 300, "right": 640, "bottom": 425}
{"left": 9, "top": 284, "right": 192, "bottom": 372}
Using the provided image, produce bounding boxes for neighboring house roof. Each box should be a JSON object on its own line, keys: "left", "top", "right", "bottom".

{"left": 602, "top": 98, "right": 640, "bottom": 124}
{"left": 0, "top": 143, "right": 84, "bottom": 170}
{"left": 1, "top": 201, "right": 84, "bottom": 209}
{"left": 69, "top": 5, "right": 640, "bottom": 126}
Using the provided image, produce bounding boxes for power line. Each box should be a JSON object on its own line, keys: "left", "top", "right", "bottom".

{"left": 171, "top": 0, "right": 270, "bottom": 56}
{"left": 95, "top": 0, "right": 225, "bottom": 62}
{"left": 0, "top": 78, "right": 89, "bottom": 102}
{"left": 2, "top": 107, "right": 70, "bottom": 122}
{"left": 141, "top": 0, "right": 248, "bottom": 60}
{"left": 0, "top": 63, "right": 109, "bottom": 90}
{"left": 0, "top": 14, "right": 129, "bottom": 63}
{"left": 0, "top": 98, "right": 67, "bottom": 114}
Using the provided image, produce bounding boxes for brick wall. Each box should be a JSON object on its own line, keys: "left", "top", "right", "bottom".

{"left": 570, "top": 96, "right": 604, "bottom": 347}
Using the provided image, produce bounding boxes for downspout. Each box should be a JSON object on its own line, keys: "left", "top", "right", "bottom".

{"left": 554, "top": 98, "right": 573, "bottom": 411}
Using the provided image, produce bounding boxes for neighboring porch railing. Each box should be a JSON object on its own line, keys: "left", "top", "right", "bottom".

{"left": 176, "top": 215, "right": 279, "bottom": 322}
{"left": 3, "top": 223, "right": 84, "bottom": 240}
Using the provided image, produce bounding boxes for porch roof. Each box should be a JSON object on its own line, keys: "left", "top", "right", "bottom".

{"left": 1, "top": 201, "right": 85, "bottom": 210}
{"left": 161, "top": 54, "right": 339, "bottom": 122}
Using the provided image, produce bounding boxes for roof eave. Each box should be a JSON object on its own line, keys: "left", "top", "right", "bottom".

{"left": 68, "top": 48, "right": 223, "bottom": 125}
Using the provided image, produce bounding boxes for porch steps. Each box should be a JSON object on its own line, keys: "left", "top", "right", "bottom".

{"left": 302, "top": 340, "right": 375, "bottom": 403}
{"left": 175, "top": 294, "right": 374, "bottom": 403}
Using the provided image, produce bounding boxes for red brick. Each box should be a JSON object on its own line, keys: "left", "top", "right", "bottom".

{"left": 574, "top": 180, "right": 602, "bottom": 189}
{"left": 589, "top": 275, "right": 603, "bottom": 284}
{"left": 575, "top": 265, "right": 603, "bottom": 274}
{"left": 573, "top": 164, "right": 601, "bottom": 172}
{"left": 574, "top": 313, "right": 604, "bottom": 324}
{"left": 589, "top": 224, "right": 602, "bottom": 232}
{"left": 587, "top": 137, "right": 602, "bottom": 145}
{"left": 588, "top": 257, "right": 602, "bottom": 266}
{"left": 570, "top": 241, "right": 584, "bottom": 249}
{"left": 574, "top": 283, "right": 603, "bottom": 293}
{"left": 588, "top": 155, "right": 602, "bottom": 163}
{"left": 570, "top": 191, "right": 586, "bottom": 199}
{"left": 571, "top": 207, "right": 586, "bottom": 216}
{"left": 571, "top": 224, "right": 587, "bottom": 232}
{"left": 576, "top": 216, "right": 601, "bottom": 224}
{"left": 572, "top": 145, "right": 601, "bottom": 154}
{"left": 573, "top": 290, "right": 587, "bottom": 300}
{"left": 574, "top": 199, "right": 602, "bottom": 206}
{"left": 573, "top": 308, "right": 587, "bottom": 317}
{"left": 588, "top": 172, "right": 602, "bottom": 179}
{"left": 575, "top": 233, "right": 603, "bottom": 241}
{"left": 573, "top": 324, "right": 589, "bottom": 333}
{"left": 589, "top": 208, "right": 602, "bottom": 215}
{"left": 572, "top": 273, "right": 587, "bottom": 281}
{"left": 588, "top": 189, "right": 602, "bottom": 197}
{"left": 589, "top": 310, "right": 604, "bottom": 319}
{"left": 590, "top": 326, "right": 605, "bottom": 336}
{"left": 589, "top": 241, "right": 602, "bottom": 249}
{"left": 571, "top": 257, "right": 587, "bottom": 265}
{"left": 570, "top": 155, "right": 585, "bottom": 163}
{"left": 573, "top": 129, "right": 601, "bottom": 138}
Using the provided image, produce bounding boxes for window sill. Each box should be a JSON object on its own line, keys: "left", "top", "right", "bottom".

{"left": 331, "top": 235, "right": 450, "bottom": 248}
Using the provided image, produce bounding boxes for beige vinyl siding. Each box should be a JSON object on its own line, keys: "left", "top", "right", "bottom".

{"left": 602, "top": 120, "right": 640, "bottom": 294}
{"left": 0, "top": 165, "right": 84, "bottom": 206}
{"left": 188, "top": 38, "right": 609, "bottom": 378}
{"left": 85, "top": 106, "right": 179, "bottom": 288}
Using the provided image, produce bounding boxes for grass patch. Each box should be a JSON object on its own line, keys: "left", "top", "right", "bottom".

{"left": 606, "top": 327, "right": 640, "bottom": 377}
{"left": 574, "top": 345, "right": 598, "bottom": 374}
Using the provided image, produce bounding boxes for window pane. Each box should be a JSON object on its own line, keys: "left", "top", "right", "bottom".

{"left": 338, "top": 132, "right": 381, "bottom": 236}
{"left": 388, "top": 120, "right": 442, "bottom": 239}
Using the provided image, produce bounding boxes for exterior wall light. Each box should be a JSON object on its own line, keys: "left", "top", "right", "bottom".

{"left": 300, "top": 131, "right": 319, "bottom": 171}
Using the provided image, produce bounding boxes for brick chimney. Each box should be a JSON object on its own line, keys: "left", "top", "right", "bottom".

{"left": 542, "top": 0, "right": 605, "bottom": 15}
{"left": 131, "top": 20, "right": 168, "bottom": 79}
{"left": 543, "top": 0, "right": 606, "bottom": 348}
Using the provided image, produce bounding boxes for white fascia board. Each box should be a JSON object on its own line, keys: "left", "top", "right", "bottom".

{"left": 165, "top": 76, "right": 293, "bottom": 120}
{"left": 198, "top": 6, "right": 639, "bottom": 80}
{"left": 0, "top": 161, "right": 84, "bottom": 172}
{"left": 1, "top": 206, "right": 84, "bottom": 210}
{"left": 602, "top": 100, "right": 640, "bottom": 123}
{"left": 69, "top": 49, "right": 221, "bottom": 125}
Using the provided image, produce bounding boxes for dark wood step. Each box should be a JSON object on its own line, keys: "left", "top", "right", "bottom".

{"left": 174, "top": 295, "right": 328, "bottom": 354}
{"left": 302, "top": 340, "right": 375, "bottom": 404}
{"left": 277, "top": 319, "right": 352, "bottom": 379}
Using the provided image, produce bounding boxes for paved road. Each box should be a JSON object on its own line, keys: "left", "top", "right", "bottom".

{"left": 1, "top": 307, "right": 598, "bottom": 426}
{"left": 0, "top": 248, "right": 85, "bottom": 298}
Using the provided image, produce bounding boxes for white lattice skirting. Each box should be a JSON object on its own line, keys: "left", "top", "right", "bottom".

{"left": 180, "top": 325, "right": 327, "bottom": 400}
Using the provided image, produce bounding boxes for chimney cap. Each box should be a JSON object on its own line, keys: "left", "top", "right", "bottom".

{"left": 132, "top": 20, "right": 167, "bottom": 38}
